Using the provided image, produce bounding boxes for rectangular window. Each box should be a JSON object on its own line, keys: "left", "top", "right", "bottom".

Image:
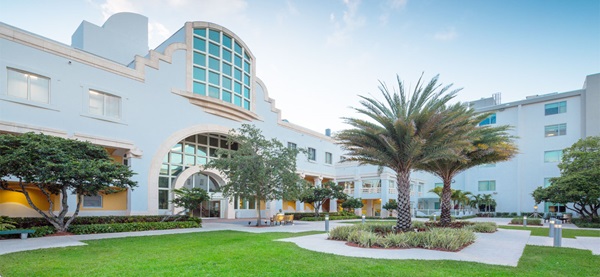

{"left": 89, "top": 90, "right": 121, "bottom": 119}
{"left": 479, "top": 113, "right": 496, "bottom": 126}
{"left": 434, "top": 182, "right": 443, "bottom": 188}
{"left": 545, "top": 101, "right": 566, "bottom": 115}
{"left": 308, "top": 147, "right": 316, "bottom": 161}
{"left": 83, "top": 195, "right": 102, "bottom": 208}
{"left": 325, "top": 152, "right": 332, "bottom": 164}
{"left": 544, "top": 150, "right": 562, "bottom": 163}
{"left": 545, "top": 123, "right": 567, "bottom": 137}
{"left": 7, "top": 68, "right": 50, "bottom": 103}
{"left": 478, "top": 180, "right": 496, "bottom": 191}
{"left": 287, "top": 142, "right": 297, "bottom": 149}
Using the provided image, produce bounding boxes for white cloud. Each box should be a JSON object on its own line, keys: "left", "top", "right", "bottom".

{"left": 99, "top": 0, "right": 137, "bottom": 20}
{"left": 388, "top": 0, "right": 408, "bottom": 9}
{"left": 327, "top": 0, "right": 365, "bottom": 46}
{"left": 434, "top": 27, "right": 458, "bottom": 41}
{"left": 148, "top": 21, "right": 171, "bottom": 47}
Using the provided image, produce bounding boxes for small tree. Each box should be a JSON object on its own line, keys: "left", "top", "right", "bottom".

{"left": 533, "top": 136, "right": 600, "bottom": 221}
{"left": 299, "top": 181, "right": 348, "bottom": 217}
{"left": 171, "top": 187, "right": 210, "bottom": 216}
{"left": 204, "top": 124, "right": 305, "bottom": 226}
{"left": 382, "top": 199, "right": 398, "bottom": 216}
{"left": 341, "top": 197, "right": 364, "bottom": 214}
{"left": 0, "top": 133, "right": 137, "bottom": 232}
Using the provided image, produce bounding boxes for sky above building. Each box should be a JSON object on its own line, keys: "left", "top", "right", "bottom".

{"left": 1, "top": 0, "right": 599, "bottom": 134}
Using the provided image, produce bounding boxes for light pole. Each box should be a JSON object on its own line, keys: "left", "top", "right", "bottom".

{"left": 523, "top": 216, "right": 527, "bottom": 227}
{"left": 532, "top": 205, "right": 539, "bottom": 218}
{"left": 362, "top": 214, "right": 366, "bottom": 224}
{"left": 553, "top": 224, "right": 562, "bottom": 247}
{"left": 325, "top": 215, "right": 330, "bottom": 233}
{"left": 549, "top": 219, "right": 555, "bottom": 237}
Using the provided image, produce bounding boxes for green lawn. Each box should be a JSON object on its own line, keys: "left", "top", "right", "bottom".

{"left": 499, "top": 226, "right": 600, "bottom": 238}
{"left": 0, "top": 231, "right": 598, "bottom": 276}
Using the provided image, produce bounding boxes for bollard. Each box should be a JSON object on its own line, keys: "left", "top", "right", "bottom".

{"left": 523, "top": 216, "right": 527, "bottom": 227}
{"left": 553, "top": 224, "right": 562, "bottom": 247}
{"left": 433, "top": 214, "right": 436, "bottom": 222}
{"left": 362, "top": 214, "right": 366, "bottom": 224}
{"left": 549, "top": 219, "right": 555, "bottom": 237}
{"left": 325, "top": 215, "right": 329, "bottom": 233}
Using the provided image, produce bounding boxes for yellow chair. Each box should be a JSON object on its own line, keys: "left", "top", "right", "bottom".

{"left": 284, "top": 215, "right": 294, "bottom": 225}
{"left": 271, "top": 214, "right": 285, "bottom": 226}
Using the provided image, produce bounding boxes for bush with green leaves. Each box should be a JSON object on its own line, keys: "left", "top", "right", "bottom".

{"left": 0, "top": 216, "right": 16, "bottom": 231}
{"left": 8, "top": 215, "right": 201, "bottom": 228}
{"left": 510, "top": 217, "right": 542, "bottom": 225}
{"left": 68, "top": 221, "right": 199, "bottom": 235}
{"left": 466, "top": 222, "right": 497, "bottom": 233}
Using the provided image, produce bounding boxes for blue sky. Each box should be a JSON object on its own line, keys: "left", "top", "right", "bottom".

{"left": 1, "top": 0, "right": 598, "bottom": 133}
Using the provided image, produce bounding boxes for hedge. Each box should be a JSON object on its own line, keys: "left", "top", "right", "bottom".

{"left": 67, "top": 221, "right": 200, "bottom": 235}
{"left": 299, "top": 215, "right": 361, "bottom": 221}
{"left": 9, "top": 215, "right": 201, "bottom": 229}
{"left": 510, "top": 217, "right": 542, "bottom": 225}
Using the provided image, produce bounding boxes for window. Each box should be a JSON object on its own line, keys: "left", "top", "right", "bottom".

{"left": 478, "top": 180, "right": 496, "bottom": 191}
{"left": 287, "top": 142, "right": 297, "bottom": 149}
{"left": 545, "top": 123, "right": 566, "bottom": 137}
{"left": 89, "top": 90, "right": 121, "bottom": 119}
{"left": 434, "top": 182, "right": 443, "bottom": 188}
{"left": 545, "top": 101, "right": 566, "bottom": 116}
{"left": 479, "top": 113, "right": 496, "bottom": 126}
{"left": 308, "top": 147, "right": 316, "bottom": 161}
{"left": 544, "top": 150, "right": 562, "bottom": 163}
{"left": 7, "top": 68, "right": 50, "bottom": 103}
{"left": 325, "top": 152, "right": 332, "bottom": 164}
{"left": 83, "top": 195, "right": 102, "bottom": 208}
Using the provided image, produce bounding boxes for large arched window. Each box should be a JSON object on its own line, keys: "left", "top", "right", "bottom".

{"left": 158, "top": 133, "right": 237, "bottom": 210}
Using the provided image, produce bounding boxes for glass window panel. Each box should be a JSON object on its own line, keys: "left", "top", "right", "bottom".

{"left": 185, "top": 155, "right": 195, "bottom": 166}
{"left": 170, "top": 165, "right": 183, "bottom": 176}
{"left": 209, "top": 137, "right": 219, "bottom": 147}
{"left": 158, "top": 190, "right": 169, "bottom": 209}
{"left": 196, "top": 157, "right": 207, "bottom": 165}
{"left": 234, "top": 55, "right": 242, "bottom": 67}
{"left": 544, "top": 150, "right": 562, "bottom": 162}
{"left": 163, "top": 154, "right": 169, "bottom": 163}
{"left": 170, "top": 153, "right": 183, "bottom": 164}
{"left": 234, "top": 42, "right": 242, "bottom": 55}
{"left": 545, "top": 101, "right": 567, "bottom": 115}
{"left": 83, "top": 195, "right": 102, "bottom": 208}
{"left": 243, "top": 87, "right": 250, "bottom": 98}
{"left": 223, "top": 49, "right": 232, "bottom": 62}
{"left": 198, "top": 135, "right": 208, "bottom": 145}
{"left": 208, "top": 86, "right": 219, "bottom": 98}
{"left": 244, "top": 51, "right": 250, "bottom": 60}
{"left": 193, "top": 82, "right": 206, "bottom": 95}
{"left": 88, "top": 90, "right": 104, "bottom": 116}
{"left": 222, "top": 76, "right": 232, "bottom": 90}
{"left": 244, "top": 61, "right": 250, "bottom": 74}
{"left": 172, "top": 143, "right": 182, "bottom": 152}
{"left": 244, "top": 74, "right": 250, "bottom": 86}
{"left": 194, "top": 28, "right": 206, "bottom": 37}
{"left": 193, "top": 66, "right": 206, "bottom": 81}
{"left": 185, "top": 136, "right": 196, "bottom": 143}
{"left": 222, "top": 34, "right": 232, "bottom": 48}
{"left": 234, "top": 95, "right": 242, "bottom": 106}
{"left": 193, "top": 37, "right": 206, "bottom": 52}
{"left": 234, "top": 68, "right": 242, "bottom": 81}
{"left": 209, "top": 57, "right": 220, "bottom": 71}
{"left": 234, "top": 82, "right": 242, "bottom": 93}
{"left": 184, "top": 144, "right": 195, "bottom": 154}
{"left": 209, "top": 42, "right": 220, "bottom": 57}
{"left": 197, "top": 146, "right": 208, "bottom": 156}
{"left": 159, "top": 176, "right": 169, "bottom": 188}
{"left": 7, "top": 69, "right": 28, "bottom": 99}
{"left": 243, "top": 100, "right": 250, "bottom": 110}
{"left": 222, "top": 91, "right": 232, "bottom": 102}
{"left": 105, "top": 94, "right": 121, "bottom": 119}
{"left": 209, "top": 71, "right": 220, "bottom": 85}
{"left": 193, "top": 52, "right": 206, "bottom": 67}
{"left": 160, "top": 164, "right": 169, "bottom": 175}
{"left": 209, "top": 29, "right": 220, "bottom": 42}
{"left": 29, "top": 75, "right": 49, "bottom": 103}
{"left": 209, "top": 148, "right": 218, "bottom": 157}
{"left": 222, "top": 63, "right": 232, "bottom": 76}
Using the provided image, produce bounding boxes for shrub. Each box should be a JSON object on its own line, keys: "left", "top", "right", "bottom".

{"left": 572, "top": 218, "right": 600, "bottom": 228}
{"left": 425, "top": 221, "right": 473, "bottom": 229}
{"left": 328, "top": 225, "right": 354, "bottom": 240}
{"left": 387, "top": 233, "right": 410, "bottom": 248}
{"left": 376, "top": 236, "right": 393, "bottom": 248}
{"left": 30, "top": 226, "right": 56, "bottom": 238}
{"left": 347, "top": 230, "right": 363, "bottom": 244}
{"left": 411, "top": 221, "right": 426, "bottom": 230}
{"left": 9, "top": 215, "right": 201, "bottom": 228}
{"left": 0, "top": 216, "right": 16, "bottom": 231}
{"left": 68, "top": 221, "right": 199, "bottom": 235}
{"left": 510, "top": 217, "right": 542, "bottom": 225}
{"left": 357, "top": 231, "right": 378, "bottom": 248}
{"left": 422, "top": 228, "right": 476, "bottom": 251}
{"left": 300, "top": 215, "right": 360, "bottom": 221}
{"left": 466, "top": 222, "right": 497, "bottom": 233}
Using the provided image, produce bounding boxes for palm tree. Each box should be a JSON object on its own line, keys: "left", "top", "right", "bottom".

{"left": 470, "top": 194, "right": 483, "bottom": 211}
{"left": 452, "top": 190, "right": 472, "bottom": 210}
{"left": 417, "top": 112, "right": 518, "bottom": 225}
{"left": 336, "top": 74, "right": 465, "bottom": 231}
{"left": 429, "top": 186, "right": 443, "bottom": 198}
{"left": 482, "top": 194, "right": 495, "bottom": 212}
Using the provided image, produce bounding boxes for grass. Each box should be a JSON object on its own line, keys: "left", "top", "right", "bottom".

{"left": 499, "top": 226, "right": 600, "bottom": 238}
{"left": 0, "top": 231, "right": 599, "bottom": 276}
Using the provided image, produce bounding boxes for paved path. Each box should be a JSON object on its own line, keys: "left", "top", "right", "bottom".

{"left": 0, "top": 218, "right": 598, "bottom": 267}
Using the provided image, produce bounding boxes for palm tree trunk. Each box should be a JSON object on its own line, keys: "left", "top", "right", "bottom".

{"left": 440, "top": 177, "right": 452, "bottom": 226}
{"left": 396, "top": 171, "right": 412, "bottom": 231}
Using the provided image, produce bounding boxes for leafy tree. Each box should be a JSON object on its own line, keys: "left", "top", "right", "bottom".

{"left": 382, "top": 199, "right": 398, "bottom": 215}
{"left": 204, "top": 124, "right": 305, "bottom": 226}
{"left": 417, "top": 103, "right": 517, "bottom": 225}
{"left": 299, "top": 181, "right": 347, "bottom": 217}
{"left": 0, "top": 133, "right": 136, "bottom": 232}
{"left": 341, "top": 197, "right": 364, "bottom": 213}
{"left": 337, "top": 74, "right": 469, "bottom": 231}
{"left": 532, "top": 136, "right": 600, "bottom": 220}
{"left": 170, "top": 187, "right": 210, "bottom": 216}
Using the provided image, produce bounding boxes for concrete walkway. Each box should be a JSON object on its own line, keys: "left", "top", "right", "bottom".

{"left": 0, "top": 218, "right": 598, "bottom": 267}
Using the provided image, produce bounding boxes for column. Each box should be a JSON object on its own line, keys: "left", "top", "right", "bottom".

{"left": 380, "top": 174, "right": 390, "bottom": 218}
{"left": 315, "top": 177, "right": 323, "bottom": 213}
{"left": 354, "top": 178, "right": 363, "bottom": 216}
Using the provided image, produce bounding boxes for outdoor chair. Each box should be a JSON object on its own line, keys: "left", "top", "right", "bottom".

{"left": 284, "top": 215, "right": 294, "bottom": 225}
{"left": 271, "top": 214, "right": 285, "bottom": 226}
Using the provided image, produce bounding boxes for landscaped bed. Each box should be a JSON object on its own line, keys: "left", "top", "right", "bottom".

{"left": 328, "top": 221, "right": 497, "bottom": 251}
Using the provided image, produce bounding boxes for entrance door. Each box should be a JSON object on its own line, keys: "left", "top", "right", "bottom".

{"left": 201, "top": 200, "right": 221, "bottom": 218}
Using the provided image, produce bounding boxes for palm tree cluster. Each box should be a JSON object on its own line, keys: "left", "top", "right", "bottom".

{"left": 336, "top": 73, "right": 517, "bottom": 230}
{"left": 429, "top": 187, "right": 472, "bottom": 211}
{"left": 470, "top": 193, "right": 497, "bottom": 213}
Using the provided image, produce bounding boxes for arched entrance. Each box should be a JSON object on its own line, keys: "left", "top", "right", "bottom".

{"left": 182, "top": 172, "right": 221, "bottom": 218}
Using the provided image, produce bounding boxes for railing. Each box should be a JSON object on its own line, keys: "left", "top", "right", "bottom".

{"left": 389, "top": 188, "right": 398, "bottom": 194}
{"left": 361, "top": 187, "right": 381, "bottom": 194}
{"left": 343, "top": 188, "right": 353, "bottom": 195}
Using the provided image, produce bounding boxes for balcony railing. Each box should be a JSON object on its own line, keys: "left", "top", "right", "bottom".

{"left": 389, "top": 188, "right": 398, "bottom": 194}
{"left": 343, "top": 188, "right": 353, "bottom": 195}
{"left": 361, "top": 187, "right": 381, "bottom": 194}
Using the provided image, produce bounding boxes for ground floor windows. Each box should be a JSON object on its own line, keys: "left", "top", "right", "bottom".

{"left": 234, "top": 195, "right": 256, "bottom": 210}
{"left": 83, "top": 195, "right": 102, "bottom": 208}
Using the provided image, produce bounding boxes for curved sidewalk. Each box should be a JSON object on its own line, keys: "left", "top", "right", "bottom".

{"left": 0, "top": 218, "right": 598, "bottom": 267}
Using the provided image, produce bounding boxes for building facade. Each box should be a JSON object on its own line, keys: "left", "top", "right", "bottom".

{"left": 1, "top": 13, "right": 598, "bottom": 218}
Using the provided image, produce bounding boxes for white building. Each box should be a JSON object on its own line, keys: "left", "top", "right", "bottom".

{"left": 0, "top": 13, "right": 598, "bottom": 218}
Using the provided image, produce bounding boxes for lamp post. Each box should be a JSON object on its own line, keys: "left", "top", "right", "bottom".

{"left": 553, "top": 224, "right": 562, "bottom": 247}
{"left": 325, "top": 215, "right": 330, "bottom": 233}
{"left": 533, "top": 205, "right": 539, "bottom": 218}
{"left": 433, "top": 214, "right": 437, "bottom": 222}
{"left": 549, "top": 219, "right": 555, "bottom": 237}
{"left": 523, "top": 216, "right": 527, "bottom": 227}
{"left": 361, "top": 214, "right": 366, "bottom": 224}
